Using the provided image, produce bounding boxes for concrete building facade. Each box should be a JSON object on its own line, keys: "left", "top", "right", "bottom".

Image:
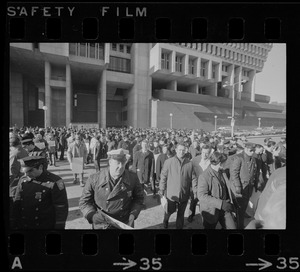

{"left": 10, "top": 43, "right": 285, "bottom": 130}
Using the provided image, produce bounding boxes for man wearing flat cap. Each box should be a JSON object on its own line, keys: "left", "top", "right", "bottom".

{"left": 79, "top": 148, "right": 144, "bottom": 229}
{"left": 11, "top": 154, "right": 68, "bottom": 229}
{"left": 230, "top": 142, "right": 258, "bottom": 229}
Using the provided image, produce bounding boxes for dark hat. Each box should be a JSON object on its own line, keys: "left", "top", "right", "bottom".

{"left": 19, "top": 155, "right": 45, "bottom": 173}
{"left": 244, "top": 142, "right": 256, "bottom": 150}
{"left": 107, "top": 148, "right": 130, "bottom": 162}
{"left": 21, "top": 133, "right": 34, "bottom": 144}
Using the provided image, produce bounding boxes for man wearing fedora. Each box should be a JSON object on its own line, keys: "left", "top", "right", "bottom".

{"left": 79, "top": 148, "right": 144, "bottom": 229}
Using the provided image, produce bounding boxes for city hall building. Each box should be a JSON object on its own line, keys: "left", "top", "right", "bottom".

{"left": 10, "top": 43, "right": 286, "bottom": 130}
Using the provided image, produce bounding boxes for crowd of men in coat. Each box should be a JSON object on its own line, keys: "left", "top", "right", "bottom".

{"left": 9, "top": 125, "right": 286, "bottom": 230}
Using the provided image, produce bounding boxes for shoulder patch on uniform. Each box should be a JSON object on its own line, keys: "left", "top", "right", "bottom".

{"left": 56, "top": 180, "right": 65, "bottom": 190}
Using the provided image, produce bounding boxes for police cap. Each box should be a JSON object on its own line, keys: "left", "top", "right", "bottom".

{"left": 19, "top": 156, "right": 46, "bottom": 173}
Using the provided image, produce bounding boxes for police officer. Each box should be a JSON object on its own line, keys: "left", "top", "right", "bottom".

{"left": 230, "top": 142, "right": 258, "bottom": 229}
{"left": 11, "top": 154, "right": 68, "bottom": 229}
{"left": 21, "top": 133, "right": 48, "bottom": 165}
{"left": 79, "top": 149, "right": 144, "bottom": 229}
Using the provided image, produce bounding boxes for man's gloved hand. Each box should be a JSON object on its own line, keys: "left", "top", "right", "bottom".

{"left": 86, "top": 211, "right": 107, "bottom": 225}
{"left": 221, "top": 200, "right": 234, "bottom": 212}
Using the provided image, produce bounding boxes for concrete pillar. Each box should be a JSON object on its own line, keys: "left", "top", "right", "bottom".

{"left": 227, "top": 64, "right": 235, "bottom": 99}
{"left": 206, "top": 60, "right": 212, "bottom": 80}
{"left": 183, "top": 55, "right": 189, "bottom": 75}
{"left": 249, "top": 70, "right": 256, "bottom": 102}
{"left": 66, "top": 63, "right": 72, "bottom": 126}
{"left": 45, "top": 61, "right": 51, "bottom": 127}
{"left": 236, "top": 66, "right": 242, "bottom": 100}
{"left": 187, "top": 83, "right": 198, "bottom": 93}
{"left": 151, "top": 99, "right": 158, "bottom": 128}
{"left": 217, "top": 62, "right": 222, "bottom": 82}
{"left": 104, "top": 43, "right": 110, "bottom": 64}
{"left": 170, "top": 51, "right": 176, "bottom": 73}
{"left": 100, "top": 69, "right": 107, "bottom": 128}
{"left": 196, "top": 57, "right": 201, "bottom": 78}
{"left": 167, "top": 80, "right": 177, "bottom": 91}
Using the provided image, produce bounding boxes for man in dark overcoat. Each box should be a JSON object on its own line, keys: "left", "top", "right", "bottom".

{"left": 79, "top": 149, "right": 144, "bottom": 229}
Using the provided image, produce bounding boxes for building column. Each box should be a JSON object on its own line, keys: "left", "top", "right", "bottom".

{"left": 217, "top": 62, "right": 222, "bottom": 82}
{"left": 236, "top": 66, "right": 242, "bottom": 100}
{"left": 227, "top": 64, "right": 235, "bottom": 99}
{"left": 66, "top": 63, "right": 72, "bottom": 126}
{"left": 183, "top": 55, "right": 189, "bottom": 75}
{"left": 196, "top": 57, "right": 201, "bottom": 78}
{"left": 151, "top": 99, "right": 158, "bottom": 128}
{"left": 167, "top": 80, "right": 177, "bottom": 91}
{"left": 45, "top": 61, "right": 52, "bottom": 127}
{"left": 104, "top": 43, "right": 110, "bottom": 64}
{"left": 100, "top": 69, "right": 107, "bottom": 128}
{"left": 170, "top": 51, "right": 176, "bottom": 73}
{"left": 249, "top": 70, "right": 256, "bottom": 102}
{"left": 205, "top": 60, "right": 212, "bottom": 80}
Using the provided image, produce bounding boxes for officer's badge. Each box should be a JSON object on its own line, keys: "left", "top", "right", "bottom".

{"left": 127, "top": 191, "right": 132, "bottom": 197}
{"left": 56, "top": 180, "right": 65, "bottom": 190}
{"left": 35, "top": 192, "right": 42, "bottom": 200}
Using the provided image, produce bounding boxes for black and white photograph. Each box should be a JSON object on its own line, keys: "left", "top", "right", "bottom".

{"left": 9, "top": 42, "right": 286, "bottom": 230}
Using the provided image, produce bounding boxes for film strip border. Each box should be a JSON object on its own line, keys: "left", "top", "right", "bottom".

{"left": 8, "top": 231, "right": 298, "bottom": 270}
{"left": 6, "top": 3, "right": 296, "bottom": 41}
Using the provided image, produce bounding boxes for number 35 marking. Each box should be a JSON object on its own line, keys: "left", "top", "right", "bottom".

{"left": 140, "top": 258, "right": 162, "bottom": 270}
{"left": 277, "top": 257, "right": 299, "bottom": 270}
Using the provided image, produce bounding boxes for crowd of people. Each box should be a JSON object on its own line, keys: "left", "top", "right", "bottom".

{"left": 9, "top": 124, "right": 286, "bottom": 229}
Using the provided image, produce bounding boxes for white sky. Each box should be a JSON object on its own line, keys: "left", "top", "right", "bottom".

{"left": 255, "top": 43, "right": 286, "bottom": 103}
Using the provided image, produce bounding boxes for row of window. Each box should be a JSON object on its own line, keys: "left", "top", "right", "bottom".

{"left": 179, "top": 43, "right": 269, "bottom": 57}
{"left": 69, "top": 43, "right": 104, "bottom": 60}
{"left": 162, "top": 53, "right": 250, "bottom": 78}
{"left": 107, "top": 56, "right": 131, "bottom": 73}
{"left": 177, "top": 43, "right": 265, "bottom": 68}
{"left": 111, "top": 43, "right": 131, "bottom": 54}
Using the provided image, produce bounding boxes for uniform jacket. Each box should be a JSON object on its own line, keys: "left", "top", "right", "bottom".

{"left": 79, "top": 168, "right": 144, "bottom": 228}
{"left": 132, "top": 150, "right": 155, "bottom": 183}
{"left": 230, "top": 151, "right": 258, "bottom": 190}
{"left": 11, "top": 171, "right": 68, "bottom": 229}
{"left": 159, "top": 156, "right": 197, "bottom": 203}
{"left": 197, "top": 165, "right": 229, "bottom": 224}
{"left": 67, "top": 141, "right": 88, "bottom": 163}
